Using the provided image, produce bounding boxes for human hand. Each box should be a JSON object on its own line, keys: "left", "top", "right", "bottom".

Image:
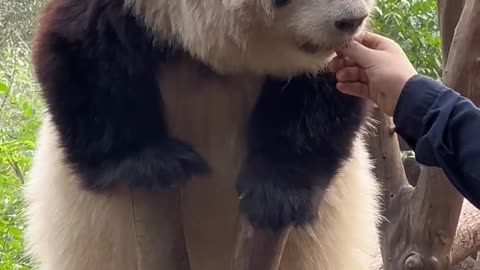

{"left": 328, "top": 32, "right": 418, "bottom": 116}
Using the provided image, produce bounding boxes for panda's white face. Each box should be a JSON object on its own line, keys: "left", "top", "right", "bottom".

{"left": 127, "top": 0, "right": 376, "bottom": 76}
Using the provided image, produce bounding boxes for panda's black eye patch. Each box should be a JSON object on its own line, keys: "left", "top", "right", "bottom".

{"left": 274, "top": 0, "right": 291, "bottom": 8}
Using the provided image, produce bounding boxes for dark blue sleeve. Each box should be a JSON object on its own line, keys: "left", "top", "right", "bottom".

{"left": 393, "top": 75, "right": 480, "bottom": 209}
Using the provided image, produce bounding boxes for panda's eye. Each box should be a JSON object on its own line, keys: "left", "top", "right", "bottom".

{"left": 274, "top": 0, "right": 290, "bottom": 8}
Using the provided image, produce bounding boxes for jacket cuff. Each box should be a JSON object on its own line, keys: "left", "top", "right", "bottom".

{"left": 393, "top": 75, "right": 446, "bottom": 149}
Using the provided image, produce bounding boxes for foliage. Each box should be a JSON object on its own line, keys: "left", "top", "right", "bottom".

{"left": 0, "top": 80, "right": 40, "bottom": 270}
{"left": 0, "top": 0, "right": 45, "bottom": 269}
{"left": 0, "top": 0, "right": 442, "bottom": 269}
{"left": 371, "top": 0, "right": 443, "bottom": 79}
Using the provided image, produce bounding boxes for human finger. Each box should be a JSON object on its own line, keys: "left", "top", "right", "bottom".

{"left": 328, "top": 54, "right": 357, "bottom": 73}
{"left": 343, "top": 57, "right": 357, "bottom": 67}
{"left": 336, "top": 66, "right": 368, "bottom": 83}
{"left": 336, "top": 82, "right": 370, "bottom": 100}
{"left": 355, "top": 31, "right": 394, "bottom": 50}
{"left": 337, "top": 40, "right": 377, "bottom": 68}
{"left": 328, "top": 56, "right": 346, "bottom": 72}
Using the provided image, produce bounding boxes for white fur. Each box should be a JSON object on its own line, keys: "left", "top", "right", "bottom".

{"left": 24, "top": 0, "right": 382, "bottom": 269}
{"left": 126, "top": 0, "right": 376, "bottom": 76}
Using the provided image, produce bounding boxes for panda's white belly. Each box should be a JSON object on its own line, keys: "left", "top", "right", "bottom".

{"left": 24, "top": 57, "right": 381, "bottom": 270}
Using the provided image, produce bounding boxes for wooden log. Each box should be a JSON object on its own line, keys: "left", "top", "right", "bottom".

{"left": 451, "top": 201, "right": 480, "bottom": 266}
{"left": 403, "top": 156, "right": 421, "bottom": 186}
{"left": 231, "top": 216, "right": 290, "bottom": 270}
{"left": 130, "top": 189, "right": 191, "bottom": 270}
{"left": 366, "top": 107, "right": 412, "bottom": 263}
{"left": 382, "top": 166, "right": 464, "bottom": 269}
{"left": 440, "top": 0, "right": 480, "bottom": 103}
{"left": 437, "top": 0, "right": 466, "bottom": 67}
{"left": 371, "top": 201, "right": 480, "bottom": 270}
{"left": 367, "top": 108, "right": 409, "bottom": 207}
{"left": 451, "top": 257, "right": 476, "bottom": 270}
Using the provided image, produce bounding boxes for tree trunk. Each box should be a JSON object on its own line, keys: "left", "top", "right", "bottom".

{"left": 130, "top": 189, "right": 191, "bottom": 270}
{"left": 451, "top": 257, "right": 476, "bottom": 270}
{"left": 451, "top": 201, "right": 480, "bottom": 266}
{"left": 369, "top": 0, "right": 480, "bottom": 269}
{"left": 231, "top": 216, "right": 290, "bottom": 270}
{"left": 371, "top": 201, "right": 480, "bottom": 270}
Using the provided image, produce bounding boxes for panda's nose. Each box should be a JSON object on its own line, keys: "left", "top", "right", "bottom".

{"left": 334, "top": 15, "right": 367, "bottom": 33}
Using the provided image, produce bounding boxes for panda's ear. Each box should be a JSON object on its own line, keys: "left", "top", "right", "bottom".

{"left": 274, "top": 0, "right": 290, "bottom": 8}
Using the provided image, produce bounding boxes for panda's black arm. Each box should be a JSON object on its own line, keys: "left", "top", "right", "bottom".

{"left": 32, "top": 0, "right": 208, "bottom": 191}
{"left": 237, "top": 73, "right": 366, "bottom": 232}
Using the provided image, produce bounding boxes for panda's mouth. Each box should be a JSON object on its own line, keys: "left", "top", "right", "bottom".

{"left": 299, "top": 42, "right": 321, "bottom": 54}
{"left": 298, "top": 40, "right": 351, "bottom": 54}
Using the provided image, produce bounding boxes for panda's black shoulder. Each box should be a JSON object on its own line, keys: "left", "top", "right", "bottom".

{"left": 249, "top": 72, "right": 367, "bottom": 159}
{"left": 32, "top": 0, "right": 211, "bottom": 191}
{"left": 237, "top": 72, "right": 368, "bottom": 230}
{"left": 32, "top": 0, "right": 178, "bottom": 159}
{"left": 33, "top": 0, "right": 178, "bottom": 73}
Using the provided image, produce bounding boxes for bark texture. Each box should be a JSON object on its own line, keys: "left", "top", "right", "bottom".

{"left": 451, "top": 201, "right": 480, "bottom": 267}
{"left": 371, "top": 201, "right": 480, "bottom": 270}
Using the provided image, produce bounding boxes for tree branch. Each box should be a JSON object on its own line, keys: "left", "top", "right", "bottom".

{"left": 372, "top": 200, "right": 480, "bottom": 270}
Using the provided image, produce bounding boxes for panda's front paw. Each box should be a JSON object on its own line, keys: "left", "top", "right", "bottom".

{"left": 81, "top": 138, "right": 210, "bottom": 191}
{"left": 236, "top": 156, "right": 320, "bottom": 232}
{"left": 127, "top": 138, "right": 210, "bottom": 189}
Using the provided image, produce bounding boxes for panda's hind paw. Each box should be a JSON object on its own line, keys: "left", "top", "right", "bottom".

{"left": 236, "top": 155, "right": 320, "bottom": 232}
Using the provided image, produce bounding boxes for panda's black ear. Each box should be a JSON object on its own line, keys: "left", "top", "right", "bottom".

{"left": 274, "top": 0, "right": 290, "bottom": 8}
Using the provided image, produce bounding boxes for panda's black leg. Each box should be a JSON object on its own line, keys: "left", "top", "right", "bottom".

{"left": 237, "top": 73, "right": 365, "bottom": 232}
{"left": 237, "top": 155, "right": 326, "bottom": 231}
{"left": 34, "top": 0, "right": 209, "bottom": 192}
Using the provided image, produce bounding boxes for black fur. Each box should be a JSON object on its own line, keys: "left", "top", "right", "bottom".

{"left": 274, "top": 0, "right": 291, "bottom": 8}
{"left": 34, "top": 0, "right": 366, "bottom": 231}
{"left": 237, "top": 74, "right": 366, "bottom": 231}
{"left": 33, "top": 0, "right": 209, "bottom": 191}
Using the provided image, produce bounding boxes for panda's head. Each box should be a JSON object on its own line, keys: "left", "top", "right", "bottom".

{"left": 127, "top": 0, "right": 375, "bottom": 76}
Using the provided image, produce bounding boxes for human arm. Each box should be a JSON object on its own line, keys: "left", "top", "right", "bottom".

{"left": 394, "top": 74, "right": 480, "bottom": 209}
{"left": 329, "top": 31, "right": 480, "bottom": 209}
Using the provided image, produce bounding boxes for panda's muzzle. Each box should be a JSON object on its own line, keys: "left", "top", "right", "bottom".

{"left": 334, "top": 15, "right": 367, "bottom": 33}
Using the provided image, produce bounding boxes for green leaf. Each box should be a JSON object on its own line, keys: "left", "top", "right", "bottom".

{"left": 0, "top": 81, "right": 8, "bottom": 95}
{"left": 23, "top": 106, "right": 31, "bottom": 118}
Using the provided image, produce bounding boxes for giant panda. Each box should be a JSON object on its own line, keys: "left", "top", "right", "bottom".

{"left": 23, "top": 0, "right": 382, "bottom": 269}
